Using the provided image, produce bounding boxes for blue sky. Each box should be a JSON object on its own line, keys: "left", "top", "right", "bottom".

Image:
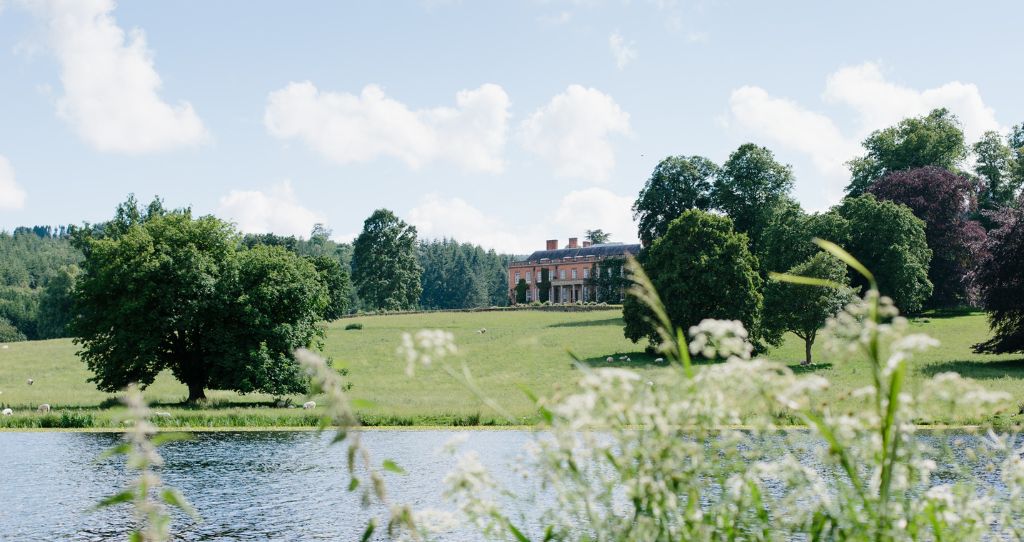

{"left": 0, "top": 0, "right": 1020, "bottom": 252}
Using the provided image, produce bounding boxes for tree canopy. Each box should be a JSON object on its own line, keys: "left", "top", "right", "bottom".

{"left": 623, "top": 210, "right": 762, "bottom": 348}
{"left": 351, "top": 209, "right": 422, "bottom": 311}
{"left": 633, "top": 155, "right": 718, "bottom": 246}
{"left": 72, "top": 208, "right": 327, "bottom": 402}
{"left": 763, "top": 253, "right": 856, "bottom": 364}
{"left": 712, "top": 144, "right": 794, "bottom": 249}
{"left": 868, "top": 166, "right": 985, "bottom": 307}
{"left": 845, "top": 108, "right": 967, "bottom": 196}
{"left": 584, "top": 229, "right": 612, "bottom": 245}
{"left": 973, "top": 205, "right": 1024, "bottom": 354}
{"left": 834, "top": 195, "right": 933, "bottom": 314}
{"left": 418, "top": 239, "right": 509, "bottom": 309}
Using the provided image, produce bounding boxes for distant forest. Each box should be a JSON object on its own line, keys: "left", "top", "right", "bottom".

{"left": 0, "top": 222, "right": 513, "bottom": 342}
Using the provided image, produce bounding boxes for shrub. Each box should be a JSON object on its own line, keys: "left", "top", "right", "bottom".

{"left": 345, "top": 322, "right": 364, "bottom": 331}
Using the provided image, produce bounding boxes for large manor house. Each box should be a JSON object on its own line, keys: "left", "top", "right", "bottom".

{"left": 507, "top": 237, "right": 641, "bottom": 304}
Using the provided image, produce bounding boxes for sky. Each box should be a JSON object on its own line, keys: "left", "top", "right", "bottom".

{"left": 0, "top": 1, "right": 1021, "bottom": 253}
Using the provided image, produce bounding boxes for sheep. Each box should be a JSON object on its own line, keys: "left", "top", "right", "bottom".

{"left": 655, "top": 357, "right": 665, "bottom": 363}
{"left": 26, "top": 378, "right": 33, "bottom": 386}
{"left": 2, "top": 408, "right": 12, "bottom": 416}
{"left": 154, "top": 411, "right": 172, "bottom": 418}
{"left": 618, "top": 356, "right": 627, "bottom": 361}
{"left": 606, "top": 356, "right": 614, "bottom": 363}
{"left": 37, "top": 404, "right": 50, "bottom": 413}
{"left": 302, "top": 401, "right": 316, "bottom": 410}
{"left": 478, "top": 328, "right": 487, "bottom": 334}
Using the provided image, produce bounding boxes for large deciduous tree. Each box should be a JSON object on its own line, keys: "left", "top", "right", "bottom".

{"left": 712, "top": 144, "right": 794, "bottom": 249}
{"left": 972, "top": 130, "right": 1016, "bottom": 212}
{"left": 633, "top": 155, "right": 718, "bottom": 246}
{"left": 308, "top": 255, "right": 351, "bottom": 320}
{"left": 72, "top": 210, "right": 328, "bottom": 402}
{"left": 868, "top": 166, "right": 985, "bottom": 307}
{"left": 973, "top": 205, "right": 1024, "bottom": 354}
{"left": 763, "top": 253, "right": 856, "bottom": 364}
{"left": 834, "top": 195, "right": 933, "bottom": 315}
{"left": 845, "top": 108, "right": 967, "bottom": 196}
{"left": 623, "top": 210, "right": 762, "bottom": 348}
{"left": 351, "top": 209, "right": 422, "bottom": 311}
{"left": 584, "top": 229, "right": 612, "bottom": 245}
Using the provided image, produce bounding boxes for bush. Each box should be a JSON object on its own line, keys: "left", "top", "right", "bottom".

{"left": 345, "top": 322, "right": 364, "bottom": 330}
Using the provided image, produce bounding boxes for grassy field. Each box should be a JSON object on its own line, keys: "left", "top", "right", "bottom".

{"left": 1, "top": 308, "right": 1022, "bottom": 429}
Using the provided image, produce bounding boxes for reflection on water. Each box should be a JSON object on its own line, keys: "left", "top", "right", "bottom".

{"left": 0, "top": 430, "right": 533, "bottom": 541}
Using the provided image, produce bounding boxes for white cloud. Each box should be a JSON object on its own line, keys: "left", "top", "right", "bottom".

{"left": 217, "top": 180, "right": 326, "bottom": 238}
{"left": 264, "top": 82, "right": 510, "bottom": 173}
{"left": 520, "top": 85, "right": 631, "bottom": 182}
{"left": 729, "top": 86, "right": 859, "bottom": 178}
{"left": 727, "top": 62, "right": 1004, "bottom": 206}
{"left": 33, "top": 0, "right": 208, "bottom": 152}
{"left": 609, "top": 31, "right": 637, "bottom": 69}
{"left": 408, "top": 189, "right": 637, "bottom": 254}
{"left": 0, "top": 155, "right": 27, "bottom": 210}
{"left": 822, "top": 63, "right": 1001, "bottom": 141}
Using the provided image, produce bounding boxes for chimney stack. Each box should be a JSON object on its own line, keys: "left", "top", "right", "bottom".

{"left": 568, "top": 237, "right": 578, "bottom": 249}
{"left": 546, "top": 239, "right": 558, "bottom": 250}
{"left": 582, "top": 240, "right": 592, "bottom": 247}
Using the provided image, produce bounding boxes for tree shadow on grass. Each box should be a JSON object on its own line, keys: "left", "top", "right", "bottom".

{"left": 576, "top": 352, "right": 673, "bottom": 369}
{"left": 548, "top": 317, "right": 624, "bottom": 329}
{"left": 96, "top": 396, "right": 292, "bottom": 410}
{"left": 918, "top": 358, "right": 1024, "bottom": 380}
{"left": 917, "top": 307, "right": 983, "bottom": 320}
{"left": 786, "top": 362, "right": 834, "bottom": 374}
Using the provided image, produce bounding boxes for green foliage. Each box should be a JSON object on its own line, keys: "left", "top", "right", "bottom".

{"left": 623, "top": 210, "right": 763, "bottom": 347}
{"left": 537, "top": 268, "right": 551, "bottom": 303}
{"left": 763, "top": 253, "right": 856, "bottom": 362}
{"left": 418, "top": 239, "right": 510, "bottom": 309}
{"left": 36, "top": 265, "right": 79, "bottom": 338}
{"left": 633, "top": 155, "right": 718, "bottom": 246}
{"left": 835, "top": 195, "right": 933, "bottom": 314}
{"left": 0, "top": 286, "right": 40, "bottom": 340}
{"left": 0, "top": 316, "right": 26, "bottom": 342}
{"left": 351, "top": 209, "right": 422, "bottom": 311}
{"left": 307, "top": 255, "right": 351, "bottom": 320}
{"left": 345, "top": 322, "right": 364, "bottom": 330}
{"left": 973, "top": 130, "right": 1017, "bottom": 211}
{"left": 72, "top": 206, "right": 327, "bottom": 402}
{"left": 758, "top": 200, "right": 848, "bottom": 276}
{"left": 712, "top": 143, "right": 794, "bottom": 248}
{"left": 514, "top": 278, "right": 528, "bottom": 304}
{"left": 845, "top": 108, "right": 967, "bottom": 196}
{"left": 587, "top": 257, "right": 627, "bottom": 303}
{"left": 584, "top": 229, "right": 612, "bottom": 244}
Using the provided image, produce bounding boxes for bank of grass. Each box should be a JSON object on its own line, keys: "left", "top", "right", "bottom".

{"left": 1, "top": 308, "right": 1022, "bottom": 429}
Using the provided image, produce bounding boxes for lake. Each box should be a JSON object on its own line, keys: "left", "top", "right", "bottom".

{"left": 0, "top": 429, "right": 1014, "bottom": 541}
{"left": 0, "top": 430, "right": 536, "bottom": 541}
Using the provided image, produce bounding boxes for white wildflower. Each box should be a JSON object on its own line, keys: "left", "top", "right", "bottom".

{"left": 397, "top": 329, "right": 457, "bottom": 376}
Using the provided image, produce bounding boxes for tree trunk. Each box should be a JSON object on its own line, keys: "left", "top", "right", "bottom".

{"left": 186, "top": 381, "right": 207, "bottom": 403}
{"left": 803, "top": 337, "right": 813, "bottom": 366}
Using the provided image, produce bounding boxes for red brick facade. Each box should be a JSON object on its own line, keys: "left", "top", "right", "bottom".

{"left": 508, "top": 238, "right": 640, "bottom": 304}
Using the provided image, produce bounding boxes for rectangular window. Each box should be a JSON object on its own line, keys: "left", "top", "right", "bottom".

{"left": 526, "top": 289, "right": 532, "bottom": 301}
{"left": 514, "top": 272, "right": 520, "bottom": 283}
{"left": 571, "top": 269, "right": 577, "bottom": 280}
{"left": 559, "top": 270, "right": 566, "bottom": 280}
{"left": 526, "top": 271, "right": 532, "bottom": 283}
{"left": 583, "top": 268, "right": 590, "bottom": 279}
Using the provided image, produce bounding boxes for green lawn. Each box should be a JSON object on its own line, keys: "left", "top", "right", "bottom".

{"left": 1, "top": 308, "right": 1022, "bottom": 428}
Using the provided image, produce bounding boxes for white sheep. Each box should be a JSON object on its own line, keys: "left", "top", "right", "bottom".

{"left": 655, "top": 357, "right": 665, "bottom": 363}
{"left": 154, "top": 411, "right": 172, "bottom": 418}
{"left": 478, "top": 328, "right": 487, "bottom": 334}
{"left": 302, "top": 401, "right": 316, "bottom": 410}
{"left": 606, "top": 356, "right": 614, "bottom": 363}
{"left": 2, "top": 408, "right": 12, "bottom": 416}
{"left": 26, "top": 378, "right": 34, "bottom": 386}
{"left": 618, "top": 356, "right": 627, "bottom": 361}
{"left": 37, "top": 404, "right": 50, "bottom": 413}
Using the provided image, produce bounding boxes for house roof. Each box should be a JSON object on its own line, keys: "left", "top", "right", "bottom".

{"left": 518, "top": 243, "right": 641, "bottom": 263}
